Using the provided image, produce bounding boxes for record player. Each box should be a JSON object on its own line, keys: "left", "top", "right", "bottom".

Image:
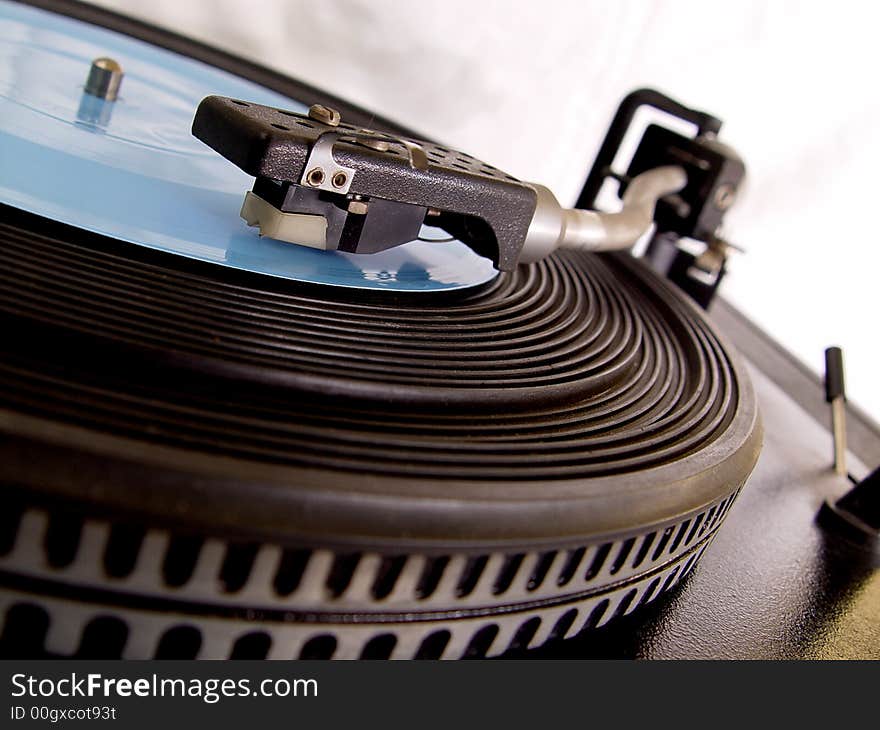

{"left": 0, "top": 0, "right": 877, "bottom": 659}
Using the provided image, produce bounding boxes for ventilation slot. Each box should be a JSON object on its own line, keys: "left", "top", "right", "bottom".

{"left": 631, "top": 532, "right": 656, "bottom": 569}
{"left": 299, "top": 635, "right": 337, "bottom": 660}
{"left": 527, "top": 551, "right": 556, "bottom": 591}
{"left": 652, "top": 526, "right": 675, "bottom": 561}
{"left": 660, "top": 566, "right": 682, "bottom": 594}
{"left": 702, "top": 506, "right": 718, "bottom": 534}
{"left": 360, "top": 633, "right": 397, "bottom": 660}
{"left": 326, "top": 553, "right": 361, "bottom": 598}
{"left": 155, "top": 625, "right": 202, "bottom": 659}
{"left": 583, "top": 599, "right": 610, "bottom": 630}
{"left": 76, "top": 617, "right": 128, "bottom": 659}
{"left": 638, "top": 577, "right": 663, "bottom": 608}
{"left": 668, "top": 520, "right": 691, "bottom": 554}
{"left": 679, "top": 553, "right": 700, "bottom": 578}
{"left": 103, "top": 523, "right": 145, "bottom": 579}
{"left": 161, "top": 535, "right": 203, "bottom": 587}
{"left": 44, "top": 512, "right": 83, "bottom": 569}
{"left": 507, "top": 617, "right": 541, "bottom": 653}
{"left": 456, "top": 555, "right": 488, "bottom": 598}
{"left": 273, "top": 548, "right": 311, "bottom": 597}
{"left": 723, "top": 494, "right": 738, "bottom": 519}
{"left": 0, "top": 499, "right": 24, "bottom": 557}
{"left": 585, "top": 542, "right": 612, "bottom": 581}
{"left": 609, "top": 538, "right": 636, "bottom": 575}
{"left": 684, "top": 514, "right": 705, "bottom": 546}
{"left": 415, "top": 630, "right": 451, "bottom": 660}
{"left": 557, "top": 547, "right": 585, "bottom": 586}
{"left": 371, "top": 555, "right": 406, "bottom": 600}
{"left": 231, "top": 632, "right": 271, "bottom": 659}
{"left": 0, "top": 603, "right": 50, "bottom": 658}
{"left": 710, "top": 496, "right": 732, "bottom": 529}
{"left": 612, "top": 589, "right": 638, "bottom": 620}
{"left": 492, "top": 553, "right": 524, "bottom": 595}
{"left": 549, "top": 609, "right": 578, "bottom": 641}
{"left": 416, "top": 556, "right": 449, "bottom": 599}
{"left": 220, "top": 542, "right": 259, "bottom": 594}
{"left": 462, "top": 625, "right": 498, "bottom": 659}
{"left": 715, "top": 496, "right": 735, "bottom": 525}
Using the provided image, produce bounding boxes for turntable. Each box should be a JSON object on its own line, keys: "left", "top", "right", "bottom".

{"left": 0, "top": 0, "right": 877, "bottom": 660}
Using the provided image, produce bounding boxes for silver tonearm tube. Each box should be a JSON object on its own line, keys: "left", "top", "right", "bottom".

{"left": 519, "top": 166, "right": 687, "bottom": 263}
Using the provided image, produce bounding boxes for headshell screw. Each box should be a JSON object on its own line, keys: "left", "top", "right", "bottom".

{"left": 308, "top": 104, "right": 341, "bottom": 127}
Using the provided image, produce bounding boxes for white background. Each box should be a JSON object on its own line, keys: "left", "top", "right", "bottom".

{"left": 89, "top": 0, "right": 880, "bottom": 420}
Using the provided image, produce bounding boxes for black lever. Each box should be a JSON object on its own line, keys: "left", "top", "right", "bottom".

{"left": 818, "top": 346, "right": 879, "bottom": 540}
{"left": 825, "top": 346, "right": 847, "bottom": 476}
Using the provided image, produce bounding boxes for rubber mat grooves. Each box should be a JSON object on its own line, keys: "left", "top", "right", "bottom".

{"left": 0, "top": 206, "right": 739, "bottom": 481}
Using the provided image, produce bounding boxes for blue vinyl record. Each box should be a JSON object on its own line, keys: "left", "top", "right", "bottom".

{"left": 0, "top": 1, "right": 498, "bottom": 292}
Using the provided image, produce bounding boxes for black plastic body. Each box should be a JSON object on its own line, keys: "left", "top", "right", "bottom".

{"left": 252, "top": 179, "right": 427, "bottom": 254}
{"left": 577, "top": 88, "right": 744, "bottom": 310}
{"left": 192, "top": 96, "right": 537, "bottom": 270}
{"left": 576, "top": 88, "right": 722, "bottom": 211}
{"left": 643, "top": 232, "right": 726, "bottom": 310}
{"left": 626, "top": 125, "right": 745, "bottom": 243}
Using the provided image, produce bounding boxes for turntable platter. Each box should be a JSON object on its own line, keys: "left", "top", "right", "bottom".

{"left": 0, "top": 0, "right": 763, "bottom": 660}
